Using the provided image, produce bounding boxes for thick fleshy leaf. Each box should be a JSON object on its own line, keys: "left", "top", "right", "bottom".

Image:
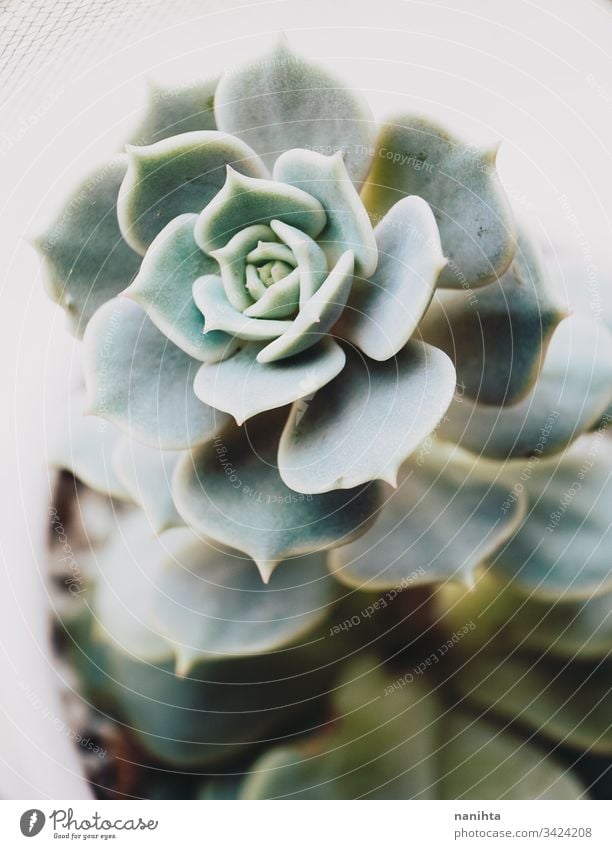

{"left": 279, "top": 343, "right": 456, "bottom": 494}
{"left": 270, "top": 220, "right": 328, "bottom": 304}
{"left": 361, "top": 115, "right": 516, "bottom": 288}
{"left": 92, "top": 514, "right": 181, "bottom": 662}
{"left": 92, "top": 511, "right": 337, "bottom": 671}
{"left": 36, "top": 155, "right": 141, "bottom": 334}
{"left": 242, "top": 658, "right": 583, "bottom": 799}
{"left": 330, "top": 443, "right": 526, "bottom": 590}
{"left": 438, "top": 314, "right": 612, "bottom": 459}
{"left": 420, "top": 231, "right": 566, "bottom": 405}
{"left": 172, "top": 411, "right": 383, "bottom": 581}
{"left": 129, "top": 78, "right": 218, "bottom": 146}
{"left": 455, "top": 653, "right": 612, "bottom": 755}
{"left": 490, "top": 434, "right": 612, "bottom": 599}
{"left": 194, "top": 167, "right": 327, "bottom": 253}
{"left": 112, "top": 437, "right": 183, "bottom": 533}
{"left": 83, "top": 537, "right": 340, "bottom": 768}
{"left": 124, "top": 214, "right": 237, "bottom": 362}
{"left": 211, "top": 224, "right": 275, "bottom": 310}
{"left": 438, "top": 571, "right": 612, "bottom": 661}
{"left": 151, "top": 539, "right": 338, "bottom": 672}
{"left": 256, "top": 250, "right": 355, "bottom": 363}
{"left": 118, "top": 132, "right": 268, "bottom": 254}
{"left": 48, "top": 398, "right": 132, "bottom": 501}
{"left": 341, "top": 196, "right": 446, "bottom": 361}
{"left": 193, "top": 275, "right": 291, "bottom": 340}
{"left": 273, "top": 149, "right": 377, "bottom": 276}
{"left": 214, "top": 37, "right": 376, "bottom": 185}
{"left": 84, "top": 298, "right": 229, "bottom": 449}
{"left": 194, "top": 339, "right": 346, "bottom": 425}
{"left": 103, "top": 637, "right": 338, "bottom": 768}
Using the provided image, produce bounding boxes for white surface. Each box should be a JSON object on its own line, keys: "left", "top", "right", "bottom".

{"left": 0, "top": 0, "right": 611, "bottom": 798}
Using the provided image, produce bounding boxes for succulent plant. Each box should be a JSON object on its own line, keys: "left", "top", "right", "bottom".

{"left": 38, "top": 36, "right": 612, "bottom": 800}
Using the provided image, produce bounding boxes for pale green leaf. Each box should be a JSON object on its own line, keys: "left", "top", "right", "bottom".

{"left": 214, "top": 36, "right": 376, "bottom": 185}
{"left": 84, "top": 298, "right": 229, "bottom": 449}
{"left": 118, "top": 131, "right": 268, "bottom": 254}
{"left": 341, "top": 196, "right": 445, "bottom": 361}
{"left": 194, "top": 339, "right": 346, "bottom": 425}
{"left": 279, "top": 343, "right": 456, "bottom": 493}
{"left": 330, "top": 443, "right": 526, "bottom": 590}
{"left": 172, "top": 411, "right": 383, "bottom": 581}
{"left": 361, "top": 115, "right": 516, "bottom": 288}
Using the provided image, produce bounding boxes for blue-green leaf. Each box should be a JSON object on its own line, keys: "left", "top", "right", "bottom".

{"left": 35, "top": 156, "right": 141, "bottom": 335}
{"left": 439, "top": 314, "right": 612, "bottom": 459}
{"left": 420, "top": 230, "right": 567, "bottom": 405}
{"left": 194, "top": 339, "right": 346, "bottom": 425}
{"left": 84, "top": 298, "right": 229, "bottom": 449}
{"left": 194, "top": 167, "right": 326, "bottom": 254}
{"left": 118, "top": 131, "right": 268, "bottom": 254}
{"left": 330, "top": 442, "right": 526, "bottom": 590}
{"left": 273, "top": 149, "right": 377, "bottom": 276}
{"left": 256, "top": 250, "right": 354, "bottom": 363}
{"left": 341, "top": 196, "right": 445, "bottom": 361}
{"left": 361, "top": 115, "right": 516, "bottom": 288}
{"left": 214, "top": 36, "right": 376, "bottom": 185}
{"left": 490, "top": 433, "right": 612, "bottom": 598}
{"left": 124, "top": 213, "right": 237, "bottom": 362}
{"left": 172, "top": 411, "right": 383, "bottom": 581}
{"left": 279, "top": 343, "right": 456, "bottom": 493}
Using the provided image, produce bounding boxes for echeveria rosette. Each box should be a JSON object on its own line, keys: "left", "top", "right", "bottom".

{"left": 40, "top": 35, "right": 553, "bottom": 587}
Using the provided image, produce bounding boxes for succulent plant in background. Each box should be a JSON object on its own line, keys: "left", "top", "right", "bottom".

{"left": 37, "top": 36, "right": 612, "bottom": 799}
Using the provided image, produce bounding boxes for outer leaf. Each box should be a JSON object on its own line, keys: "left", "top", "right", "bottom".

{"left": 194, "top": 167, "right": 326, "bottom": 253}
{"left": 455, "top": 653, "right": 612, "bottom": 755}
{"left": 340, "top": 196, "right": 446, "bottom": 361}
{"left": 256, "top": 251, "right": 355, "bottom": 363}
{"left": 172, "top": 411, "right": 383, "bottom": 581}
{"left": 92, "top": 514, "right": 181, "bottom": 662}
{"left": 194, "top": 339, "right": 346, "bottom": 425}
{"left": 330, "top": 443, "right": 526, "bottom": 590}
{"left": 118, "top": 132, "right": 268, "bottom": 254}
{"left": 35, "top": 156, "right": 141, "bottom": 334}
{"left": 105, "top": 642, "right": 337, "bottom": 768}
{"left": 242, "top": 658, "right": 583, "bottom": 799}
{"left": 278, "top": 343, "right": 456, "bottom": 494}
{"left": 361, "top": 115, "right": 516, "bottom": 288}
{"left": 48, "top": 398, "right": 131, "bottom": 501}
{"left": 129, "top": 78, "right": 219, "bottom": 145}
{"left": 124, "top": 213, "right": 237, "bottom": 362}
{"left": 420, "top": 230, "right": 566, "bottom": 405}
{"left": 83, "top": 298, "right": 229, "bottom": 450}
{"left": 151, "top": 539, "right": 339, "bottom": 671}
{"left": 85, "top": 514, "right": 342, "bottom": 767}
{"left": 273, "top": 149, "right": 377, "bottom": 276}
{"left": 112, "top": 437, "right": 183, "bottom": 533}
{"left": 438, "top": 314, "right": 612, "bottom": 459}
{"left": 490, "top": 434, "right": 612, "bottom": 599}
{"left": 214, "top": 37, "right": 376, "bottom": 185}
{"left": 438, "top": 571, "right": 612, "bottom": 661}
